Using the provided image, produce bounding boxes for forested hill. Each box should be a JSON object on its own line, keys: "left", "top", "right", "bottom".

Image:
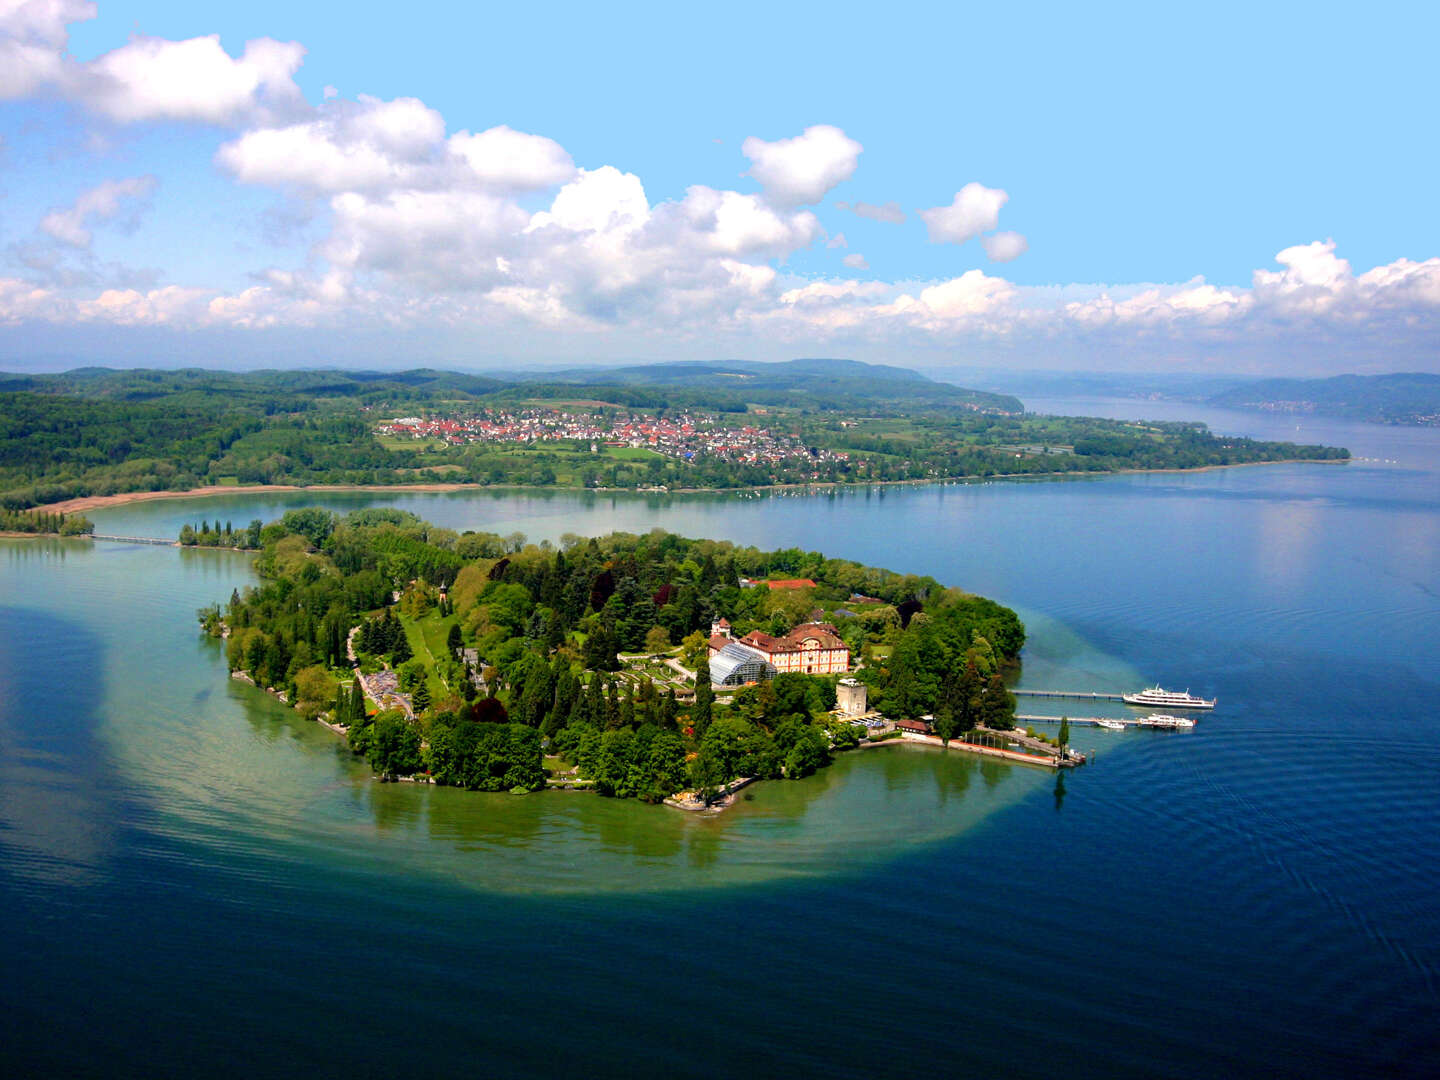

{"left": 508, "top": 358, "right": 1023, "bottom": 414}
{"left": 1207, "top": 373, "right": 1440, "bottom": 425}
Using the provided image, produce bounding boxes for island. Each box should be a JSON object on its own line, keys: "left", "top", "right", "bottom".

{"left": 198, "top": 508, "right": 1056, "bottom": 807}
{"left": 1, "top": 360, "right": 1349, "bottom": 514}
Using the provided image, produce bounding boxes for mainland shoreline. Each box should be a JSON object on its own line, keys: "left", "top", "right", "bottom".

{"left": 35, "top": 456, "right": 1348, "bottom": 516}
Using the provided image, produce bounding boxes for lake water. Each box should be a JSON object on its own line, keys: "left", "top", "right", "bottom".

{"left": 2, "top": 400, "right": 1437, "bottom": 1077}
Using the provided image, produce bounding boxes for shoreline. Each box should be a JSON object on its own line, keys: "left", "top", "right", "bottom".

{"left": 34, "top": 457, "right": 1350, "bottom": 516}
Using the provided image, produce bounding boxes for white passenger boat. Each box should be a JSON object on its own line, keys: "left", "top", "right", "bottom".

{"left": 1122, "top": 685, "right": 1216, "bottom": 710}
{"left": 1095, "top": 719, "right": 1126, "bottom": 731}
{"left": 1137, "top": 714, "right": 1196, "bottom": 729}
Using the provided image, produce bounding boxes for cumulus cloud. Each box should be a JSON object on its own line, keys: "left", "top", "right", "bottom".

{"left": 4, "top": 238, "right": 1439, "bottom": 375}
{"left": 449, "top": 125, "right": 576, "bottom": 192}
{"left": 835, "top": 199, "right": 905, "bottom": 224}
{"left": 82, "top": 34, "right": 305, "bottom": 124}
{"left": 742, "top": 125, "right": 861, "bottom": 207}
{"left": 0, "top": 3, "right": 304, "bottom": 124}
{"left": 920, "top": 183, "right": 1008, "bottom": 245}
{"left": 217, "top": 96, "right": 446, "bottom": 193}
{"left": 0, "top": 0, "right": 92, "bottom": 99}
{"left": 218, "top": 101, "right": 574, "bottom": 199}
{"left": 0, "top": 13, "right": 1435, "bottom": 370}
{"left": 982, "top": 230, "right": 1027, "bottom": 262}
{"left": 39, "top": 174, "right": 157, "bottom": 248}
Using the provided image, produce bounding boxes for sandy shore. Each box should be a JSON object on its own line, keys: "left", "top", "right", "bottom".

{"left": 40, "top": 482, "right": 483, "bottom": 514}
{"left": 36, "top": 457, "right": 1348, "bottom": 516}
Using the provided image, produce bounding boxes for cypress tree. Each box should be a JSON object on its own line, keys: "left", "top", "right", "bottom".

{"left": 693, "top": 678, "right": 714, "bottom": 735}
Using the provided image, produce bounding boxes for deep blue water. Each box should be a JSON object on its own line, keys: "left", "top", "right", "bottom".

{"left": 2, "top": 400, "right": 1437, "bottom": 1078}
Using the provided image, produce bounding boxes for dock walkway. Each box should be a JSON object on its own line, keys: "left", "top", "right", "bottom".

{"left": 1012, "top": 689, "right": 1125, "bottom": 701}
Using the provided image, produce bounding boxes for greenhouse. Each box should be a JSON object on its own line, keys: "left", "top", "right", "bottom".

{"left": 708, "top": 641, "right": 777, "bottom": 687}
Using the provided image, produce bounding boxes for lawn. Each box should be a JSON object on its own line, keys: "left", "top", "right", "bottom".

{"left": 402, "top": 609, "right": 461, "bottom": 701}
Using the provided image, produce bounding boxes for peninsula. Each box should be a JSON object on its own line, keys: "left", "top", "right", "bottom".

{"left": 199, "top": 508, "right": 1040, "bottom": 806}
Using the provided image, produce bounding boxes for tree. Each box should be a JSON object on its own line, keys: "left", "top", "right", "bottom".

{"left": 349, "top": 678, "right": 366, "bottom": 726}
{"left": 1058, "top": 716, "right": 1071, "bottom": 749}
{"left": 981, "top": 674, "right": 1016, "bottom": 731}
{"left": 396, "top": 658, "right": 426, "bottom": 693}
{"left": 411, "top": 681, "right": 432, "bottom": 715}
{"left": 390, "top": 629, "right": 413, "bottom": 666}
{"left": 367, "top": 711, "right": 422, "bottom": 777}
{"left": 644, "top": 626, "right": 671, "bottom": 654}
{"left": 681, "top": 630, "right": 709, "bottom": 674}
{"left": 691, "top": 678, "right": 714, "bottom": 735}
{"left": 293, "top": 665, "right": 337, "bottom": 720}
{"left": 446, "top": 622, "right": 463, "bottom": 656}
{"left": 933, "top": 707, "right": 959, "bottom": 747}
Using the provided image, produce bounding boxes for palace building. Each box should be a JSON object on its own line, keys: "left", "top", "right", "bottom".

{"left": 708, "top": 618, "right": 850, "bottom": 678}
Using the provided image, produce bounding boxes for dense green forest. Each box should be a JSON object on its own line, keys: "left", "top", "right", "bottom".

{"left": 1207, "top": 372, "right": 1440, "bottom": 425}
{"left": 203, "top": 509, "right": 1025, "bottom": 802}
{"left": 0, "top": 362, "right": 1349, "bottom": 510}
{"left": 0, "top": 508, "right": 94, "bottom": 535}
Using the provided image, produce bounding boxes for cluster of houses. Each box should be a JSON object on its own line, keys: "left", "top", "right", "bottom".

{"left": 377, "top": 408, "right": 851, "bottom": 469}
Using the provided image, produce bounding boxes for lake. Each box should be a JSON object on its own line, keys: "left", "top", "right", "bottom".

{"left": 2, "top": 399, "right": 1437, "bottom": 1078}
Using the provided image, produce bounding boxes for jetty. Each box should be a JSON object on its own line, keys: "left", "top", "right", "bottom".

{"left": 90, "top": 534, "right": 177, "bottom": 546}
{"left": 1013, "top": 689, "right": 1125, "bottom": 701}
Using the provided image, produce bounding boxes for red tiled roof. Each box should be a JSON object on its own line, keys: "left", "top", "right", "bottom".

{"left": 766, "top": 579, "right": 817, "bottom": 590}
{"left": 739, "top": 622, "right": 846, "bottom": 655}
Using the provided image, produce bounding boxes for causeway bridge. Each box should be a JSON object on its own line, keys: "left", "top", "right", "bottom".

{"left": 90, "top": 534, "right": 177, "bottom": 546}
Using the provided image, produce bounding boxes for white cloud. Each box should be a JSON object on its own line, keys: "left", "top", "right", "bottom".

{"left": 742, "top": 124, "right": 861, "bottom": 207}
{"left": 0, "top": 275, "right": 59, "bottom": 323}
{"left": 323, "top": 188, "right": 530, "bottom": 290}
{"left": 0, "top": 0, "right": 92, "bottom": 99}
{"left": 83, "top": 34, "right": 305, "bottom": 124}
{"left": 5, "top": 240, "right": 1440, "bottom": 376}
{"left": 75, "top": 284, "right": 212, "bottom": 325}
{"left": 982, "top": 231, "right": 1028, "bottom": 262}
{"left": 217, "top": 96, "right": 445, "bottom": 193}
{"left": 527, "top": 166, "right": 648, "bottom": 235}
{"left": 0, "top": 4, "right": 304, "bottom": 124}
{"left": 39, "top": 174, "right": 157, "bottom": 247}
{"left": 842, "top": 253, "right": 868, "bottom": 270}
{"left": 449, "top": 125, "right": 576, "bottom": 192}
{"left": 664, "top": 186, "right": 822, "bottom": 257}
{"left": 920, "top": 183, "right": 1009, "bottom": 245}
{"left": 836, "top": 199, "right": 905, "bottom": 224}
{"left": 827, "top": 232, "right": 848, "bottom": 249}
{"left": 1064, "top": 280, "right": 1251, "bottom": 328}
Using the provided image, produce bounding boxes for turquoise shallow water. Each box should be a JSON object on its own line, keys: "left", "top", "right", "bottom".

{"left": 2, "top": 400, "right": 1437, "bottom": 1077}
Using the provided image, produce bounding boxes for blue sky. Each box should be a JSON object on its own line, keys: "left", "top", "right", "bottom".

{"left": 1, "top": 0, "right": 1437, "bottom": 374}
